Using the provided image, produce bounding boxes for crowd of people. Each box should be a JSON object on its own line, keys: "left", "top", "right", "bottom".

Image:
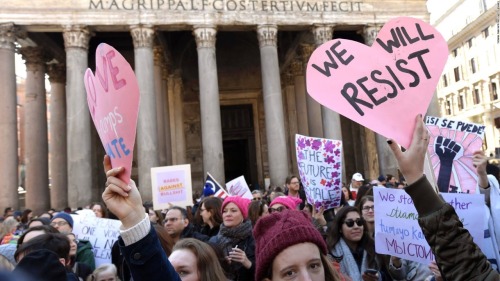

{"left": 0, "top": 115, "right": 498, "bottom": 280}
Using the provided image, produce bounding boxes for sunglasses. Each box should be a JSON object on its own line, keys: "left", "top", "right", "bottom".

{"left": 343, "top": 218, "right": 365, "bottom": 228}
{"left": 269, "top": 206, "right": 286, "bottom": 213}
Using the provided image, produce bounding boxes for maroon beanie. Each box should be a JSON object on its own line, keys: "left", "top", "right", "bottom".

{"left": 253, "top": 209, "right": 328, "bottom": 281}
{"left": 221, "top": 196, "right": 251, "bottom": 219}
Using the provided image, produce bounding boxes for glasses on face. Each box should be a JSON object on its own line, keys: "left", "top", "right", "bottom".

{"left": 290, "top": 181, "right": 300, "bottom": 185}
{"left": 362, "top": 206, "right": 375, "bottom": 212}
{"left": 252, "top": 197, "right": 262, "bottom": 201}
{"left": 343, "top": 218, "right": 365, "bottom": 228}
{"left": 269, "top": 206, "right": 286, "bottom": 213}
{"left": 50, "top": 221, "right": 68, "bottom": 227}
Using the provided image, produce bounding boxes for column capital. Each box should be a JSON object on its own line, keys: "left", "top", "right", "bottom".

{"left": 47, "top": 63, "right": 66, "bottom": 83}
{"left": 193, "top": 25, "right": 217, "bottom": 49}
{"left": 162, "top": 65, "right": 169, "bottom": 80}
{"left": 20, "top": 46, "right": 46, "bottom": 72}
{"left": 130, "top": 25, "right": 155, "bottom": 49}
{"left": 312, "top": 25, "right": 333, "bottom": 46}
{"left": 361, "top": 25, "right": 381, "bottom": 46}
{"left": 0, "top": 23, "right": 18, "bottom": 50}
{"left": 257, "top": 25, "right": 278, "bottom": 48}
{"left": 153, "top": 46, "right": 164, "bottom": 66}
{"left": 300, "top": 43, "right": 315, "bottom": 64}
{"left": 290, "top": 59, "right": 303, "bottom": 76}
{"left": 63, "top": 25, "right": 90, "bottom": 50}
{"left": 283, "top": 70, "right": 294, "bottom": 86}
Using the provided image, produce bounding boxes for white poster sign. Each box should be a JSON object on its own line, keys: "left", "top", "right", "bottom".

{"left": 374, "top": 187, "right": 484, "bottom": 264}
{"left": 71, "top": 214, "right": 122, "bottom": 267}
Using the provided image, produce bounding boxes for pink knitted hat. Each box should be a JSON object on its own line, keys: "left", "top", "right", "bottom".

{"left": 221, "top": 196, "right": 252, "bottom": 219}
{"left": 270, "top": 196, "right": 302, "bottom": 210}
{"left": 253, "top": 209, "right": 327, "bottom": 281}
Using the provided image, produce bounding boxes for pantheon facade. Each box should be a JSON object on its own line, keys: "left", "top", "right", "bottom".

{"left": 0, "top": 0, "right": 433, "bottom": 213}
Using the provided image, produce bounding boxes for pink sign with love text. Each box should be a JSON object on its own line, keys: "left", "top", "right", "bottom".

{"left": 84, "top": 43, "right": 140, "bottom": 183}
{"left": 306, "top": 17, "right": 448, "bottom": 149}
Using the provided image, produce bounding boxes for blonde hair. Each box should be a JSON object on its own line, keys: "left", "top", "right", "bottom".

{"left": 87, "top": 264, "right": 120, "bottom": 281}
{"left": 0, "top": 254, "right": 14, "bottom": 271}
{"left": 0, "top": 217, "right": 18, "bottom": 241}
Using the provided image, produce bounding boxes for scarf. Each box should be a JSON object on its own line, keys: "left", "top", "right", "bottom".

{"left": 212, "top": 220, "right": 253, "bottom": 280}
{"left": 331, "top": 238, "right": 368, "bottom": 281}
{"left": 214, "top": 220, "right": 253, "bottom": 255}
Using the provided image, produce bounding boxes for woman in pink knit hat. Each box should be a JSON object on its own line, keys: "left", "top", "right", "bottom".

{"left": 269, "top": 196, "right": 302, "bottom": 213}
{"left": 208, "top": 196, "right": 254, "bottom": 281}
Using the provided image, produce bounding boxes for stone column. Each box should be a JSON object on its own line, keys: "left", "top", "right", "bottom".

{"left": 47, "top": 63, "right": 68, "bottom": 210}
{"left": 162, "top": 66, "right": 173, "bottom": 165}
{"left": 363, "top": 25, "right": 392, "bottom": 178}
{"left": 63, "top": 26, "right": 92, "bottom": 208}
{"left": 20, "top": 46, "right": 49, "bottom": 214}
{"left": 302, "top": 43, "right": 324, "bottom": 137}
{"left": 291, "top": 60, "right": 309, "bottom": 136}
{"left": 257, "top": 25, "right": 289, "bottom": 185}
{"left": 284, "top": 71, "right": 299, "bottom": 174}
{"left": 172, "top": 71, "right": 186, "bottom": 164}
{"left": 0, "top": 23, "right": 19, "bottom": 209}
{"left": 153, "top": 46, "right": 166, "bottom": 166}
{"left": 314, "top": 25, "right": 342, "bottom": 140}
{"left": 131, "top": 25, "right": 158, "bottom": 201}
{"left": 193, "top": 26, "right": 225, "bottom": 184}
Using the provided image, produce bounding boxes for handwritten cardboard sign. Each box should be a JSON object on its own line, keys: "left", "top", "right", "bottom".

{"left": 71, "top": 214, "right": 122, "bottom": 267}
{"left": 296, "top": 134, "right": 342, "bottom": 211}
{"left": 425, "top": 116, "right": 485, "bottom": 194}
{"left": 374, "top": 187, "right": 484, "bottom": 264}
{"left": 84, "top": 43, "right": 140, "bottom": 183}
{"left": 151, "top": 165, "right": 193, "bottom": 209}
{"left": 306, "top": 17, "right": 448, "bottom": 149}
{"left": 226, "top": 176, "right": 253, "bottom": 200}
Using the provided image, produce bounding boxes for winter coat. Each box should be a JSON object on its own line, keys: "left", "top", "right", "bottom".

{"left": 76, "top": 240, "right": 96, "bottom": 271}
{"left": 119, "top": 226, "right": 180, "bottom": 281}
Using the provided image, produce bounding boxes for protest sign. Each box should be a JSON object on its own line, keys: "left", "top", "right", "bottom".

{"left": 374, "top": 187, "right": 485, "bottom": 264}
{"left": 226, "top": 176, "right": 252, "bottom": 200}
{"left": 296, "top": 134, "right": 342, "bottom": 211}
{"left": 84, "top": 43, "right": 140, "bottom": 183}
{"left": 151, "top": 165, "right": 193, "bottom": 209}
{"left": 306, "top": 17, "right": 448, "bottom": 149}
{"left": 425, "top": 116, "right": 485, "bottom": 194}
{"left": 71, "top": 214, "right": 122, "bottom": 267}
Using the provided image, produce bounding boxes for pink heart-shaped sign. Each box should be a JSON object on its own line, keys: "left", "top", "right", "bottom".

{"left": 307, "top": 17, "right": 448, "bottom": 148}
{"left": 84, "top": 43, "right": 140, "bottom": 183}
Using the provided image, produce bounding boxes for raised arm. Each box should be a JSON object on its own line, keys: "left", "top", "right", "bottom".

{"left": 387, "top": 115, "right": 498, "bottom": 281}
{"left": 102, "top": 155, "right": 181, "bottom": 281}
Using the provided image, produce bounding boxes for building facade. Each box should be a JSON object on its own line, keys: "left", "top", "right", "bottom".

{"left": 431, "top": 0, "right": 500, "bottom": 157}
{"left": 0, "top": 0, "right": 430, "bottom": 213}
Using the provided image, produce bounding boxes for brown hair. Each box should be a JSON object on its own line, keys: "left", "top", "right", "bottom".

{"left": 285, "top": 175, "right": 299, "bottom": 185}
{"left": 326, "top": 206, "right": 377, "bottom": 267}
{"left": 196, "top": 197, "right": 223, "bottom": 228}
{"left": 154, "top": 224, "right": 174, "bottom": 257}
{"left": 173, "top": 238, "right": 227, "bottom": 281}
{"left": 90, "top": 202, "right": 108, "bottom": 218}
{"left": 248, "top": 200, "right": 267, "bottom": 226}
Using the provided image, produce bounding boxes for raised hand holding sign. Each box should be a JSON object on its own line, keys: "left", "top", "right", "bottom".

{"left": 85, "top": 43, "right": 140, "bottom": 183}
{"left": 306, "top": 17, "right": 448, "bottom": 149}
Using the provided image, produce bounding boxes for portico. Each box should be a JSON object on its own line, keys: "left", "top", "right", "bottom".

{"left": 0, "top": 0, "right": 430, "bottom": 210}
